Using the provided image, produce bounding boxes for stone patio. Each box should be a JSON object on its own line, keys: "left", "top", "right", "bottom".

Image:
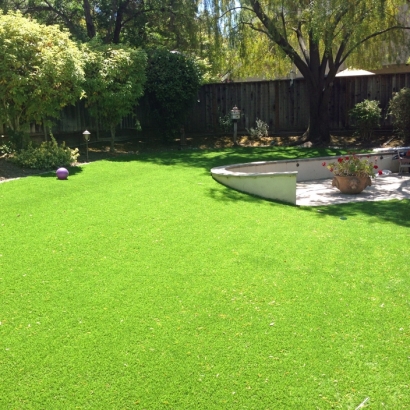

{"left": 296, "top": 174, "right": 410, "bottom": 206}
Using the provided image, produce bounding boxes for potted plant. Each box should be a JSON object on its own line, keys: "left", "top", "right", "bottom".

{"left": 322, "top": 154, "right": 382, "bottom": 194}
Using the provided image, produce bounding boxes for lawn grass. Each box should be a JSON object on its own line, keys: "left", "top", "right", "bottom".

{"left": 0, "top": 146, "right": 409, "bottom": 409}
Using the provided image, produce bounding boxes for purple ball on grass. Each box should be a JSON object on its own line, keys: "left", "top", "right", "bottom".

{"left": 56, "top": 167, "right": 69, "bottom": 180}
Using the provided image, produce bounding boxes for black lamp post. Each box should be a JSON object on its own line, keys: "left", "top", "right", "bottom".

{"left": 83, "top": 130, "right": 91, "bottom": 162}
{"left": 230, "top": 106, "right": 241, "bottom": 146}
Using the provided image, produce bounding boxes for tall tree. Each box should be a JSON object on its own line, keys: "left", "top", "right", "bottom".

{"left": 82, "top": 42, "right": 147, "bottom": 151}
{"left": 0, "top": 0, "right": 200, "bottom": 48}
{"left": 0, "top": 11, "right": 84, "bottom": 133}
{"left": 207, "top": 0, "right": 410, "bottom": 143}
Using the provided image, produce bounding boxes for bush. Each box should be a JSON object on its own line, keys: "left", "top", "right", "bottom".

{"left": 388, "top": 88, "right": 410, "bottom": 143}
{"left": 349, "top": 99, "right": 381, "bottom": 140}
{"left": 246, "top": 118, "right": 269, "bottom": 139}
{"left": 0, "top": 130, "right": 31, "bottom": 156}
{"left": 145, "top": 49, "right": 202, "bottom": 140}
{"left": 218, "top": 110, "right": 233, "bottom": 134}
{"left": 12, "top": 137, "right": 79, "bottom": 170}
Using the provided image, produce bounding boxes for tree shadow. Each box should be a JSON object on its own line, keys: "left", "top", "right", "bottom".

{"left": 104, "top": 146, "right": 347, "bottom": 171}
{"left": 208, "top": 177, "right": 410, "bottom": 228}
{"left": 299, "top": 199, "right": 410, "bottom": 228}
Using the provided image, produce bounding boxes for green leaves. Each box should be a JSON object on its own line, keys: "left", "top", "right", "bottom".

{"left": 82, "top": 43, "right": 147, "bottom": 150}
{"left": 145, "top": 49, "right": 202, "bottom": 137}
{"left": 0, "top": 11, "right": 85, "bottom": 131}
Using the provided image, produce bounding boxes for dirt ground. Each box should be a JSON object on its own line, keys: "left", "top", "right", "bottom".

{"left": 0, "top": 132, "right": 404, "bottom": 183}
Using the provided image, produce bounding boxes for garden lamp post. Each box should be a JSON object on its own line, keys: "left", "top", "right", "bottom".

{"left": 83, "top": 130, "right": 91, "bottom": 162}
{"left": 230, "top": 106, "right": 241, "bottom": 146}
{"left": 289, "top": 70, "right": 295, "bottom": 86}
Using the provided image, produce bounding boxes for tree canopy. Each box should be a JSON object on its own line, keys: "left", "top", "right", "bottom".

{"left": 145, "top": 49, "right": 202, "bottom": 139}
{"left": 0, "top": 11, "right": 85, "bottom": 133}
{"left": 0, "top": 0, "right": 200, "bottom": 48}
{"left": 83, "top": 42, "right": 147, "bottom": 151}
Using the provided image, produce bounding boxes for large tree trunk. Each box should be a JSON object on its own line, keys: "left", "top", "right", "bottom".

{"left": 303, "top": 83, "right": 332, "bottom": 145}
{"left": 83, "top": 0, "right": 96, "bottom": 39}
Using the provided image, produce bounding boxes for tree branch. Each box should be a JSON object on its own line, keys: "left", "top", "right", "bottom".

{"left": 248, "top": 0, "right": 312, "bottom": 82}
{"left": 293, "top": 22, "right": 309, "bottom": 64}
{"left": 341, "top": 25, "right": 410, "bottom": 65}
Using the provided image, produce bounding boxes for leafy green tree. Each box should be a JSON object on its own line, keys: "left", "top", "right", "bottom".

{"left": 145, "top": 49, "right": 202, "bottom": 140}
{"left": 0, "top": 0, "right": 200, "bottom": 48}
{"left": 83, "top": 42, "right": 147, "bottom": 151}
{"left": 205, "top": 0, "right": 410, "bottom": 144}
{"left": 0, "top": 1, "right": 221, "bottom": 82}
{"left": 0, "top": 11, "right": 84, "bottom": 135}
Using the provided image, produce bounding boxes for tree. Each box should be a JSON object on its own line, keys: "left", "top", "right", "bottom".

{"left": 144, "top": 49, "right": 202, "bottom": 140}
{"left": 83, "top": 42, "right": 147, "bottom": 152}
{"left": 0, "top": 11, "right": 84, "bottom": 135}
{"left": 207, "top": 0, "right": 410, "bottom": 144}
{"left": 0, "top": 0, "right": 200, "bottom": 48}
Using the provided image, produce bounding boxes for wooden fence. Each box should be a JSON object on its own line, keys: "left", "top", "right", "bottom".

{"left": 21, "top": 72, "right": 410, "bottom": 139}
{"left": 184, "top": 72, "right": 410, "bottom": 135}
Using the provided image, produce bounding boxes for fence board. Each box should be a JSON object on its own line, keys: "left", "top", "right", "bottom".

{"left": 18, "top": 72, "right": 410, "bottom": 139}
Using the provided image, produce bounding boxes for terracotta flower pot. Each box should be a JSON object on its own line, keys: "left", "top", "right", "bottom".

{"left": 331, "top": 175, "right": 371, "bottom": 194}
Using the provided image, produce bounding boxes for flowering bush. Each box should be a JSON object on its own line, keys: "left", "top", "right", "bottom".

{"left": 322, "top": 154, "right": 382, "bottom": 178}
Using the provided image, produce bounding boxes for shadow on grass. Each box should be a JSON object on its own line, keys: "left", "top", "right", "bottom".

{"left": 206, "top": 186, "right": 293, "bottom": 207}
{"left": 300, "top": 199, "right": 410, "bottom": 228}
{"left": 209, "top": 178, "right": 410, "bottom": 227}
{"left": 104, "top": 146, "right": 347, "bottom": 171}
{"left": 37, "top": 165, "right": 84, "bottom": 178}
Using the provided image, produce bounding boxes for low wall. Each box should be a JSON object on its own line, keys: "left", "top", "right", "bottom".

{"left": 211, "top": 149, "right": 402, "bottom": 205}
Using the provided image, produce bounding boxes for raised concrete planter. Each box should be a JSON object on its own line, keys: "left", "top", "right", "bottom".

{"left": 211, "top": 149, "right": 402, "bottom": 205}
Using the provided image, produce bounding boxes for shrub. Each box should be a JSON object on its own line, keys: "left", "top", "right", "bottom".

{"left": 388, "top": 87, "right": 410, "bottom": 143}
{"left": 246, "top": 118, "right": 269, "bottom": 139}
{"left": 349, "top": 99, "right": 381, "bottom": 140}
{"left": 145, "top": 50, "right": 202, "bottom": 140}
{"left": 0, "top": 130, "right": 31, "bottom": 156}
{"left": 218, "top": 111, "right": 233, "bottom": 133}
{"left": 12, "top": 137, "right": 79, "bottom": 170}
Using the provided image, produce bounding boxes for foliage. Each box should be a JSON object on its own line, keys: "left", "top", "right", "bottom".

{"left": 349, "top": 100, "right": 381, "bottom": 140}
{"left": 218, "top": 111, "right": 233, "bottom": 133}
{"left": 388, "top": 87, "right": 410, "bottom": 143}
{"left": 12, "top": 136, "right": 79, "bottom": 169}
{"left": 1, "top": 0, "right": 201, "bottom": 50}
{"left": 322, "top": 154, "right": 381, "bottom": 178}
{"left": 82, "top": 42, "right": 147, "bottom": 151}
{"left": 0, "top": 11, "right": 85, "bottom": 132}
{"left": 145, "top": 49, "right": 202, "bottom": 139}
{"left": 0, "top": 129, "right": 30, "bottom": 154}
{"left": 246, "top": 118, "right": 269, "bottom": 139}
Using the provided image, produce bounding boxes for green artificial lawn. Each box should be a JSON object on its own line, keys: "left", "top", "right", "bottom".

{"left": 0, "top": 147, "right": 409, "bottom": 409}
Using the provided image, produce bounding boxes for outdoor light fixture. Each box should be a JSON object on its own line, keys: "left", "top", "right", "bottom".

{"left": 289, "top": 70, "right": 295, "bottom": 86}
{"left": 230, "top": 106, "right": 241, "bottom": 146}
{"left": 83, "top": 130, "right": 91, "bottom": 161}
{"left": 230, "top": 106, "right": 241, "bottom": 121}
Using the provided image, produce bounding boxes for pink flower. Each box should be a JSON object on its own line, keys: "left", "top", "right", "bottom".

{"left": 337, "top": 158, "right": 344, "bottom": 163}
{"left": 345, "top": 156, "right": 350, "bottom": 160}
{"left": 378, "top": 170, "right": 383, "bottom": 175}
{"left": 322, "top": 162, "right": 326, "bottom": 166}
